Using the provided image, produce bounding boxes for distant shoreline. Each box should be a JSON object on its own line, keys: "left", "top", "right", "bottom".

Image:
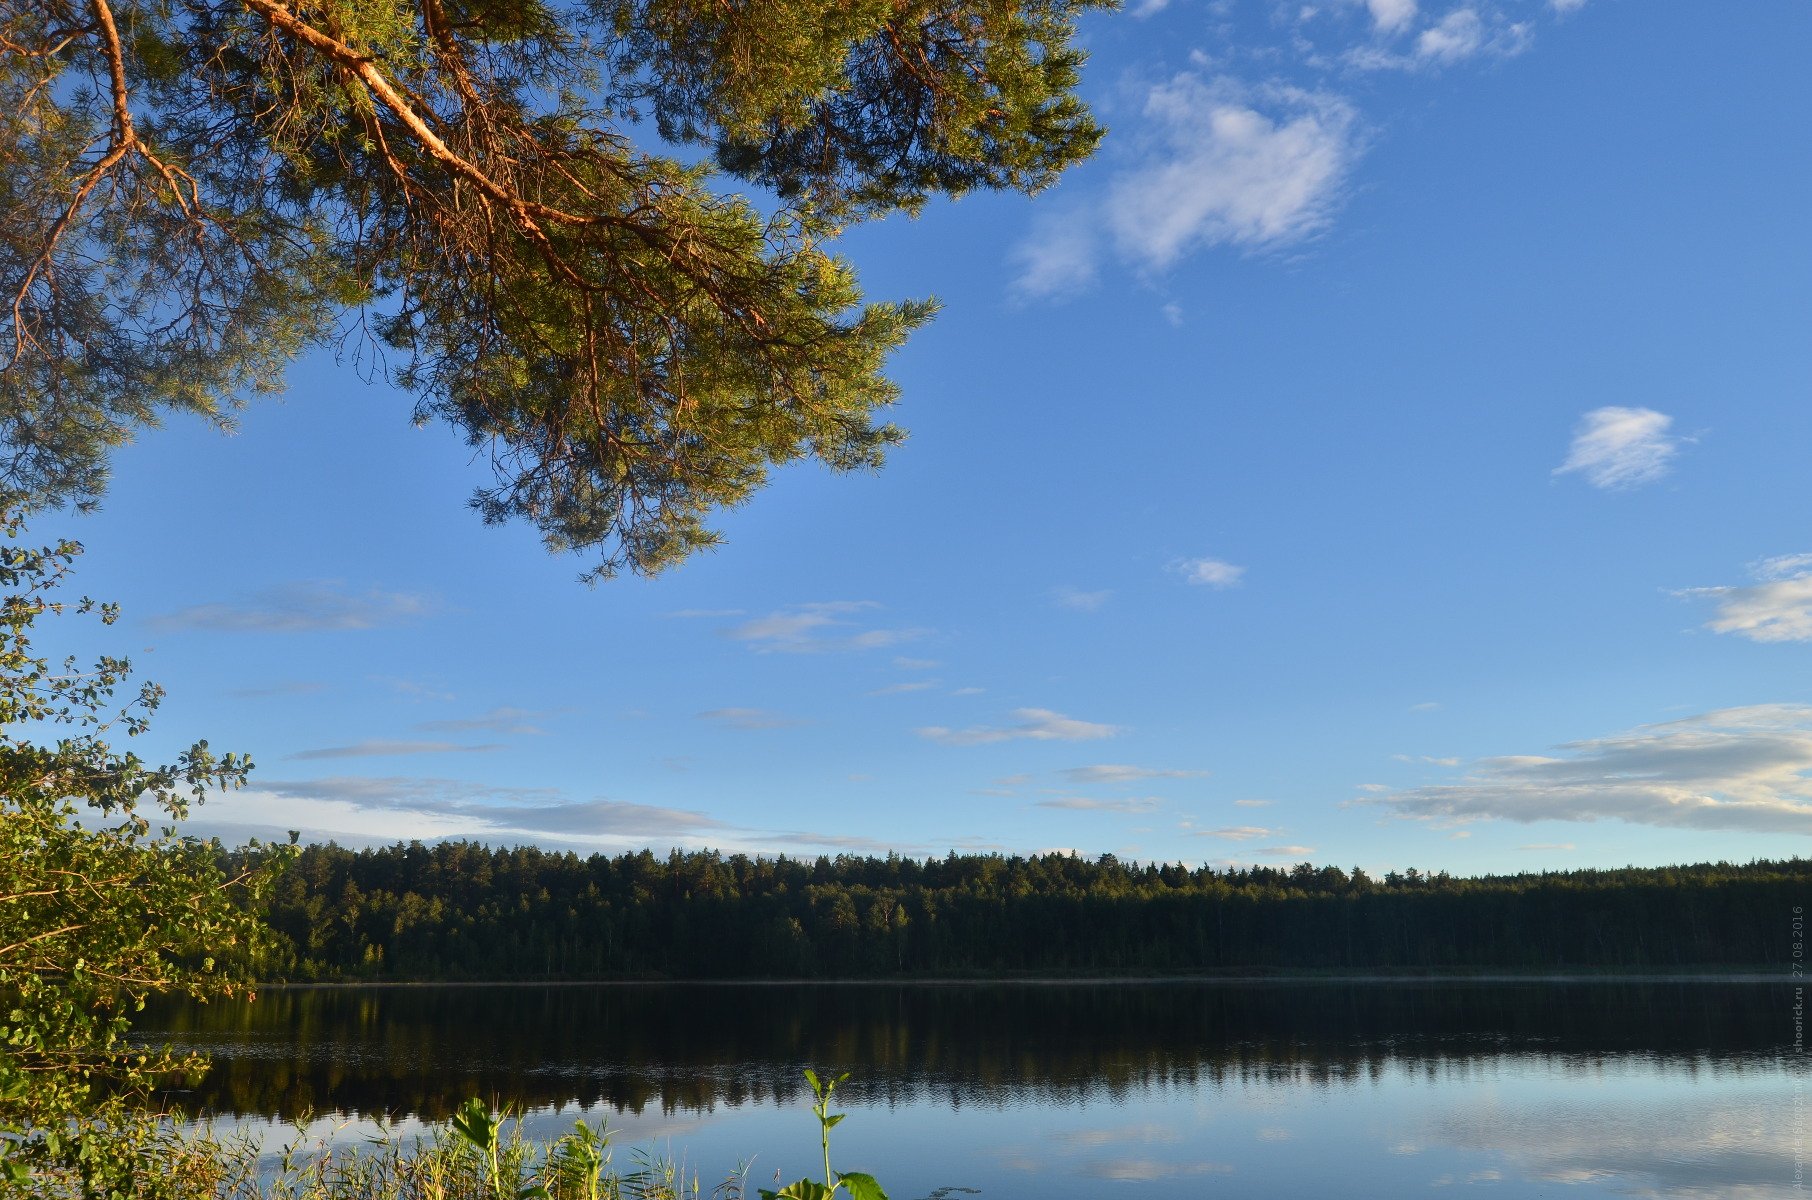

{"left": 253, "top": 970, "right": 1789, "bottom": 988}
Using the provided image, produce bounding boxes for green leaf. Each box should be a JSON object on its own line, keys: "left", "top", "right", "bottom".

{"left": 762, "top": 1181, "right": 836, "bottom": 1200}
{"left": 837, "top": 1173, "right": 888, "bottom": 1200}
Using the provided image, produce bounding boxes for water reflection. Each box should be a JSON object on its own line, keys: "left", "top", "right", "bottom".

{"left": 137, "top": 981, "right": 1791, "bottom": 1123}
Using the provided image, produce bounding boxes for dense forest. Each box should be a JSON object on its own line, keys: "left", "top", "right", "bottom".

{"left": 239, "top": 843, "right": 1807, "bottom": 979}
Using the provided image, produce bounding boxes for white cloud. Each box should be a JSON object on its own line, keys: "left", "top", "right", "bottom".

{"left": 1517, "top": 842, "right": 1575, "bottom": 851}
{"left": 1554, "top": 406, "right": 1680, "bottom": 489}
{"left": 287, "top": 740, "right": 502, "bottom": 760}
{"left": 1416, "top": 9, "right": 1485, "bottom": 61}
{"left": 1054, "top": 586, "right": 1113, "bottom": 612}
{"left": 696, "top": 707, "right": 804, "bottom": 730}
{"left": 1010, "top": 211, "right": 1100, "bottom": 300}
{"left": 1347, "top": 6, "right": 1533, "bottom": 70}
{"left": 1036, "top": 797, "right": 1164, "bottom": 814}
{"left": 1367, "top": 0, "right": 1418, "bottom": 32}
{"left": 1175, "top": 556, "right": 1246, "bottom": 588}
{"left": 1011, "top": 76, "right": 1361, "bottom": 296}
{"left": 148, "top": 581, "right": 434, "bottom": 633}
{"left": 1680, "top": 556, "right": 1812, "bottom": 643}
{"left": 1233, "top": 798, "right": 1272, "bottom": 808}
{"left": 1061, "top": 764, "right": 1207, "bottom": 784}
{"left": 724, "top": 601, "right": 924, "bottom": 653}
{"left": 867, "top": 680, "right": 938, "bottom": 696}
{"left": 416, "top": 706, "right": 552, "bottom": 735}
{"left": 1752, "top": 553, "right": 1812, "bottom": 581}
{"left": 1190, "top": 825, "right": 1277, "bottom": 840}
{"left": 228, "top": 680, "right": 326, "bottom": 699}
{"left": 1108, "top": 78, "right": 1360, "bottom": 271}
{"left": 919, "top": 708, "right": 1122, "bottom": 746}
{"left": 1257, "top": 844, "right": 1317, "bottom": 858}
{"left": 1370, "top": 704, "right": 1812, "bottom": 834}
{"left": 188, "top": 776, "right": 723, "bottom": 847}
{"left": 1011, "top": 0, "right": 1584, "bottom": 298}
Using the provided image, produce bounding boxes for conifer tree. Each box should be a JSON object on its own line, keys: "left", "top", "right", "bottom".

{"left": 0, "top": 0, "right": 1108, "bottom": 576}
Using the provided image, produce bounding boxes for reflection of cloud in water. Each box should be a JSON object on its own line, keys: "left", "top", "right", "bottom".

{"left": 194, "top": 1099, "right": 725, "bottom": 1163}
{"left": 992, "top": 1119, "right": 1233, "bottom": 1184}
{"left": 1431, "top": 1088, "right": 1800, "bottom": 1197}
{"left": 1078, "top": 1159, "right": 1234, "bottom": 1182}
{"left": 1429, "top": 1168, "right": 1503, "bottom": 1187}
{"left": 1045, "top": 1123, "right": 1182, "bottom": 1150}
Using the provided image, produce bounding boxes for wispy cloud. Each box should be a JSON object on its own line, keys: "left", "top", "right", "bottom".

{"left": 867, "top": 680, "right": 939, "bottom": 696}
{"left": 1036, "top": 796, "right": 1163, "bottom": 814}
{"left": 1369, "top": 705, "right": 1812, "bottom": 834}
{"left": 1054, "top": 586, "right": 1113, "bottom": 613}
{"left": 287, "top": 740, "right": 502, "bottom": 761}
{"left": 919, "top": 708, "right": 1122, "bottom": 746}
{"left": 1190, "top": 825, "right": 1277, "bottom": 840}
{"left": 1108, "top": 78, "right": 1361, "bottom": 272}
{"left": 1012, "top": 77, "right": 1361, "bottom": 298}
{"left": 1010, "top": 210, "right": 1099, "bottom": 300}
{"left": 1174, "top": 556, "right": 1246, "bottom": 588}
{"left": 696, "top": 707, "right": 805, "bottom": 731}
{"left": 1366, "top": 0, "right": 1419, "bottom": 33}
{"left": 1257, "top": 845, "right": 1316, "bottom": 858}
{"left": 1345, "top": 6, "right": 1534, "bottom": 69}
{"left": 1518, "top": 842, "right": 1576, "bottom": 851}
{"left": 148, "top": 581, "right": 434, "bottom": 634}
{"left": 1679, "top": 556, "right": 1812, "bottom": 643}
{"left": 375, "top": 676, "right": 457, "bottom": 702}
{"left": 1011, "top": 2, "right": 1586, "bottom": 300}
{"left": 415, "top": 707, "right": 552, "bottom": 735}
{"left": 228, "top": 680, "right": 326, "bottom": 699}
{"left": 1555, "top": 407, "right": 1680, "bottom": 489}
{"left": 1417, "top": 9, "right": 1487, "bottom": 62}
{"left": 1061, "top": 764, "right": 1207, "bottom": 784}
{"left": 725, "top": 601, "right": 925, "bottom": 654}
{"left": 239, "top": 776, "right": 723, "bottom": 840}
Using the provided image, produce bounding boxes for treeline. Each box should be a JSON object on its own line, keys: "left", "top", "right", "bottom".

{"left": 244, "top": 843, "right": 1808, "bottom": 979}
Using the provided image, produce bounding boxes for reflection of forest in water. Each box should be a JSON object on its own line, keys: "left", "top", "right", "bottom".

{"left": 138, "top": 982, "right": 1793, "bottom": 1123}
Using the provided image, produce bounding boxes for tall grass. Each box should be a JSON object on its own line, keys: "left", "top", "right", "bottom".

{"left": 26, "top": 1106, "right": 740, "bottom": 1200}
{"left": 18, "top": 1071, "right": 886, "bottom": 1200}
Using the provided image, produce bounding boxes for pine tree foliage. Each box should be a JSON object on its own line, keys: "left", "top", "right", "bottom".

{"left": 0, "top": 0, "right": 1108, "bottom": 576}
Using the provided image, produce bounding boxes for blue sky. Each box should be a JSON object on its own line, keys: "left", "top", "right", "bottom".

{"left": 44, "top": 0, "right": 1812, "bottom": 875}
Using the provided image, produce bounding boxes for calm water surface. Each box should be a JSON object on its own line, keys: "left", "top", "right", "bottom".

{"left": 138, "top": 982, "right": 1806, "bottom": 1198}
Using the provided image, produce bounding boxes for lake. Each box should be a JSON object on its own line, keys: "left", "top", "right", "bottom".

{"left": 138, "top": 980, "right": 1805, "bottom": 1198}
